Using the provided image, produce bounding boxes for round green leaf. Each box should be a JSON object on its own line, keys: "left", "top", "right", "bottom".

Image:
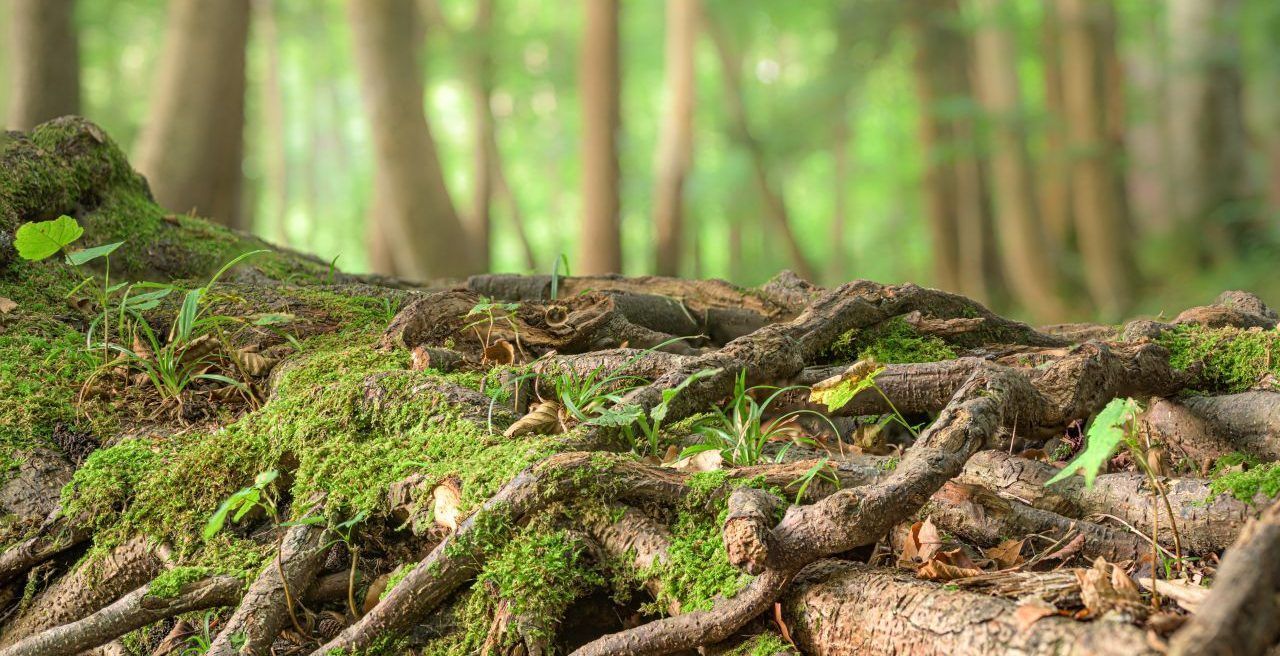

{"left": 15, "top": 215, "right": 84, "bottom": 261}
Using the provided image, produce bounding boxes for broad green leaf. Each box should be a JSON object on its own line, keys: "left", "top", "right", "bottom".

{"left": 809, "top": 362, "right": 884, "bottom": 412}
{"left": 253, "top": 469, "right": 279, "bottom": 487}
{"left": 204, "top": 493, "right": 246, "bottom": 540}
{"left": 1045, "top": 398, "right": 1142, "bottom": 489}
{"left": 15, "top": 215, "right": 83, "bottom": 260}
{"left": 586, "top": 405, "right": 645, "bottom": 427}
{"left": 232, "top": 491, "right": 260, "bottom": 522}
{"left": 251, "top": 312, "right": 295, "bottom": 326}
{"left": 65, "top": 241, "right": 124, "bottom": 265}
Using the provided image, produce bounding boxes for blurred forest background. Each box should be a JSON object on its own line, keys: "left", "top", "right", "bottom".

{"left": 3, "top": 0, "right": 1280, "bottom": 323}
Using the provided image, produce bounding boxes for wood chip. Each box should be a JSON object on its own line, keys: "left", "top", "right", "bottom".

{"left": 432, "top": 477, "right": 463, "bottom": 533}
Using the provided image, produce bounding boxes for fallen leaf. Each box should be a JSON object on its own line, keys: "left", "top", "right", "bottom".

{"left": 0, "top": 297, "right": 16, "bottom": 314}
{"left": 668, "top": 449, "right": 723, "bottom": 472}
{"left": 1076, "top": 557, "right": 1147, "bottom": 618}
{"left": 918, "top": 558, "right": 984, "bottom": 581}
{"left": 233, "top": 349, "right": 275, "bottom": 376}
{"left": 986, "top": 538, "right": 1028, "bottom": 569}
{"left": 1014, "top": 600, "right": 1058, "bottom": 632}
{"left": 661, "top": 444, "right": 680, "bottom": 464}
{"left": 432, "top": 477, "right": 463, "bottom": 533}
{"left": 916, "top": 518, "right": 943, "bottom": 563}
{"left": 503, "top": 400, "right": 561, "bottom": 438}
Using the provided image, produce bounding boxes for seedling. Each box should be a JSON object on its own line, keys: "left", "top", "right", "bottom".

{"left": 588, "top": 368, "right": 720, "bottom": 457}
{"left": 464, "top": 296, "right": 522, "bottom": 356}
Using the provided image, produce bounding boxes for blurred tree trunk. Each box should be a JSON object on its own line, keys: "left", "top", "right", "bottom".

{"left": 6, "top": 0, "right": 80, "bottom": 130}
{"left": 651, "top": 0, "right": 698, "bottom": 277}
{"left": 349, "top": 0, "right": 478, "bottom": 279}
{"left": 969, "top": 0, "right": 1066, "bottom": 321}
{"left": 1167, "top": 0, "right": 1250, "bottom": 263}
{"left": 1055, "top": 0, "right": 1134, "bottom": 320}
{"left": 705, "top": 14, "right": 818, "bottom": 282}
{"left": 909, "top": 0, "right": 993, "bottom": 303}
{"left": 1038, "top": 6, "right": 1072, "bottom": 249}
{"left": 1124, "top": 9, "right": 1174, "bottom": 236}
{"left": 257, "top": 0, "right": 289, "bottom": 246}
{"left": 491, "top": 132, "right": 539, "bottom": 271}
{"left": 468, "top": 0, "right": 495, "bottom": 272}
{"left": 579, "top": 0, "right": 623, "bottom": 275}
{"left": 134, "top": 0, "right": 250, "bottom": 230}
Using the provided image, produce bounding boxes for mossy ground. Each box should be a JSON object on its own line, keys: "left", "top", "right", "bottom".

{"left": 826, "top": 317, "right": 957, "bottom": 364}
{"left": 1209, "top": 461, "right": 1280, "bottom": 502}
{"left": 1156, "top": 324, "right": 1280, "bottom": 393}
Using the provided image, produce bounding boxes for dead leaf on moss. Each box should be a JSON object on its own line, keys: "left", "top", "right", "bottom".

{"left": 0, "top": 296, "right": 16, "bottom": 314}
{"left": 433, "top": 476, "right": 463, "bottom": 533}
{"left": 503, "top": 400, "right": 561, "bottom": 438}
{"left": 668, "top": 449, "right": 723, "bottom": 472}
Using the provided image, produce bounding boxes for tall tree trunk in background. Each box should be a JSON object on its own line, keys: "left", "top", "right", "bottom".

{"left": 348, "top": 0, "right": 478, "bottom": 279}
{"left": 705, "top": 15, "right": 819, "bottom": 282}
{"left": 1055, "top": 0, "right": 1134, "bottom": 320}
{"left": 1167, "top": 0, "right": 1250, "bottom": 263}
{"left": 134, "top": 0, "right": 250, "bottom": 230}
{"left": 579, "top": 0, "right": 623, "bottom": 275}
{"left": 257, "top": 0, "right": 289, "bottom": 246}
{"left": 6, "top": 0, "right": 80, "bottom": 130}
{"left": 970, "top": 0, "right": 1066, "bottom": 321}
{"left": 490, "top": 130, "right": 539, "bottom": 271}
{"left": 907, "top": 0, "right": 962, "bottom": 295}
{"left": 1124, "top": 9, "right": 1174, "bottom": 235}
{"left": 651, "top": 0, "right": 698, "bottom": 277}
{"left": 468, "top": 0, "right": 495, "bottom": 271}
{"left": 1038, "top": 6, "right": 1072, "bottom": 249}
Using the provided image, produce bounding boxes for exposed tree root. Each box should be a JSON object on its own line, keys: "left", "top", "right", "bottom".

{"left": 0, "top": 576, "right": 241, "bottom": 656}
{"left": 780, "top": 560, "right": 1154, "bottom": 656}
{"left": 1144, "top": 392, "right": 1280, "bottom": 462}
{"left": 1168, "top": 503, "right": 1280, "bottom": 656}
{"left": 207, "top": 520, "right": 328, "bottom": 655}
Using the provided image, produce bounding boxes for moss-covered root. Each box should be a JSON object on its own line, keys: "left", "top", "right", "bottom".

{"left": 0, "top": 575, "right": 241, "bottom": 656}
{"left": 0, "top": 116, "right": 337, "bottom": 282}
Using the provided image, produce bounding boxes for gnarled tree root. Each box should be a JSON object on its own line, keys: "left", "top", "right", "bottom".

{"left": 780, "top": 560, "right": 1153, "bottom": 656}
{"left": 0, "top": 576, "right": 241, "bottom": 656}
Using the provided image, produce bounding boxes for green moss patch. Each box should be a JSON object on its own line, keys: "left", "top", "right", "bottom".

{"left": 147, "top": 566, "right": 213, "bottom": 598}
{"left": 1157, "top": 325, "right": 1280, "bottom": 393}
{"left": 1209, "top": 462, "right": 1280, "bottom": 502}
{"left": 826, "top": 317, "right": 957, "bottom": 364}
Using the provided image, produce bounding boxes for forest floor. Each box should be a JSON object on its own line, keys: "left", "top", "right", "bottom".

{"left": 2, "top": 118, "right": 1280, "bottom": 656}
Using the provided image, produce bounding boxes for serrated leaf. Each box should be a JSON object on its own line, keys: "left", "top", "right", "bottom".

{"left": 65, "top": 241, "right": 124, "bottom": 265}
{"left": 586, "top": 404, "right": 645, "bottom": 427}
{"left": 15, "top": 215, "right": 83, "bottom": 260}
{"left": 1045, "top": 398, "right": 1141, "bottom": 489}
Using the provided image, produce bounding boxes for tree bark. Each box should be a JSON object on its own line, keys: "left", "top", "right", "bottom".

{"left": 1167, "top": 0, "right": 1251, "bottom": 263}
{"left": 651, "top": 0, "right": 698, "bottom": 277}
{"left": 133, "top": 0, "right": 251, "bottom": 230}
{"left": 348, "top": 0, "right": 478, "bottom": 279}
{"left": 468, "top": 0, "right": 496, "bottom": 272}
{"left": 969, "top": 0, "right": 1067, "bottom": 322}
{"left": 6, "top": 0, "right": 80, "bottom": 131}
{"left": 1055, "top": 0, "right": 1134, "bottom": 320}
{"left": 579, "top": 0, "right": 623, "bottom": 275}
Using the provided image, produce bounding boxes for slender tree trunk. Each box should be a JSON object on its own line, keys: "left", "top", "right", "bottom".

{"left": 969, "top": 0, "right": 1066, "bottom": 321}
{"left": 348, "top": 0, "right": 478, "bottom": 279}
{"left": 467, "top": 0, "right": 495, "bottom": 272}
{"left": 1167, "top": 0, "right": 1250, "bottom": 263}
{"left": 1038, "top": 5, "right": 1072, "bottom": 249}
{"left": 829, "top": 116, "right": 851, "bottom": 285}
{"left": 705, "top": 15, "right": 818, "bottom": 282}
{"left": 133, "top": 0, "right": 250, "bottom": 230}
{"left": 651, "top": 0, "right": 698, "bottom": 277}
{"left": 6, "top": 0, "right": 80, "bottom": 130}
{"left": 490, "top": 130, "right": 539, "bottom": 271}
{"left": 1124, "top": 9, "right": 1174, "bottom": 235}
{"left": 1055, "top": 0, "right": 1134, "bottom": 320}
{"left": 257, "top": 0, "right": 289, "bottom": 246}
{"left": 907, "top": 0, "right": 964, "bottom": 294}
{"left": 579, "top": 0, "right": 623, "bottom": 275}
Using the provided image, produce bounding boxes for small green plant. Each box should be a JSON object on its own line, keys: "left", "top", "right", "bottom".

{"left": 15, "top": 215, "right": 132, "bottom": 358}
{"left": 682, "top": 370, "right": 837, "bottom": 466}
{"left": 285, "top": 509, "right": 370, "bottom": 618}
{"left": 1046, "top": 398, "right": 1183, "bottom": 577}
{"left": 550, "top": 253, "right": 571, "bottom": 300}
{"left": 811, "top": 363, "right": 923, "bottom": 438}
{"left": 204, "top": 469, "right": 308, "bottom": 635}
{"left": 464, "top": 297, "right": 522, "bottom": 354}
{"left": 588, "top": 368, "right": 719, "bottom": 457}
{"left": 788, "top": 456, "right": 840, "bottom": 504}
{"left": 179, "top": 610, "right": 219, "bottom": 655}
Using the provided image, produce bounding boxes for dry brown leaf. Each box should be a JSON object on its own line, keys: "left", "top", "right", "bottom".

{"left": 1013, "top": 600, "right": 1058, "bottom": 632}
{"left": 1146, "top": 446, "right": 1171, "bottom": 478}
{"left": 1076, "top": 557, "right": 1147, "bottom": 618}
{"left": 661, "top": 444, "right": 680, "bottom": 464}
{"left": 432, "top": 477, "right": 463, "bottom": 533}
{"left": 916, "top": 518, "right": 943, "bottom": 563}
{"left": 918, "top": 558, "right": 984, "bottom": 581}
{"left": 482, "top": 339, "right": 516, "bottom": 365}
{"left": 131, "top": 333, "right": 154, "bottom": 362}
{"left": 233, "top": 349, "right": 275, "bottom": 376}
{"left": 986, "top": 538, "right": 1028, "bottom": 569}
{"left": 503, "top": 400, "right": 562, "bottom": 438}
{"left": 0, "top": 296, "right": 16, "bottom": 314}
{"left": 363, "top": 572, "right": 392, "bottom": 615}
{"left": 178, "top": 334, "right": 220, "bottom": 366}
{"left": 668, "top": 449, "right": 723, "bottom": 473}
